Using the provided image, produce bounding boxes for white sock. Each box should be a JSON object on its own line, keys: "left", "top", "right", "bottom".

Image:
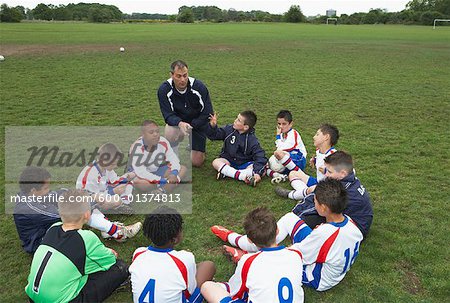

{"left": 280, "top": 153, "right": 299, "bottom": 171}
{"left": 288, "top": 179, "right": 308, "bottom": 200}
{"left": 228, "top": 232, "right": 259, "bottom": 252}
{"left": 220, "top": 164, "right": 247, "bottom": 181}
{"left": 88, "top": 209, "right": 121, "bottom": 239}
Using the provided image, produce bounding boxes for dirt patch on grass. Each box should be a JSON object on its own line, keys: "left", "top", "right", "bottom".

{"left": 396, "top": 260, "right": 425, "bottom": 296}
{"left": 0, "top": 44, "right": 142, "bottom": 56}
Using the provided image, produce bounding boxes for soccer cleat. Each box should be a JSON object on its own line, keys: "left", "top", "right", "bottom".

{"left": 275, "top": 186, "right": 291, "bottom": 198}
{"left": 216, "top": 171, "right": 226, "bottom": 180}
{"left": 271, "top": 173, "right": 288, "bottom": 184}
{"left": 245, "top": 174, "right": 257, "bottom": 187}
{"left": 222, "top": 245, "right": 247, "bottom": 264}
{"left": 122, "top": 222, "right": 142, "bottom": 239}
{"left": 210, "top": 225, "right": 233, "bottom": 242}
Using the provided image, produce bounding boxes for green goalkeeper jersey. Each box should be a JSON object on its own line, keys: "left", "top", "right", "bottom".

{"left": 25, "top": 222, "right": 116, "bottom": 302}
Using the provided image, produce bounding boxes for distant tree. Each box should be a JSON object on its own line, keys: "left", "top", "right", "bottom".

{"left": 435, "top": 0, "right": 450, "bottom": 15}
{"left": 421, "top": 10, "right": 444, "bottom": 24}
{"left": 0, "top": 4, "right": 24, "bottom": 22}
{"left": 33, "top": 3, "right": 53, "bottom": 20}
{"left": 284, "top": 5, "right": 305, "bottom": 23}
{"left": 53, "top": 5, "right": 72, "bottom": 20}
{"left": 177, "top": 7, "right": 194, "bottom": 23}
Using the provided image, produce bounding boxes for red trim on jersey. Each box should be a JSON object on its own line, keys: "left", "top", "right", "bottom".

{"left": 283, "top": 129, "right": 299, "bottom": 152}
{"left": 234, "top": 171, "right": 240, "bottom": 180}
{"left": 168, "top": 253, "right": 190, "bottom": 299}
{"left": 222, "top": 282, "right": 231, "bottom": 293}
{"left": 233, "top": 252, "right": 261, "bottom": 299}
{"left": 132, "top": 250, "right": 147, "bottom": 262}
{"left": 81, "top": 166, "right": 94, "bottom": 189}
{"left": 316, "top": 229, "right": 340, "bottom": 263}
{"left": 290, "top": 220, "right": 305, "bottom": 242}
{"left": 159, "top": 141, "right": 169, "bottom": 152}
{"left": 107, "top": 223, "right": 118, "bottom": 236}
{"left": 287, "top": 248, "right": 303, "bottom": 260}
{"left": 109, "top": 177, "right": 126, "bottom": 186}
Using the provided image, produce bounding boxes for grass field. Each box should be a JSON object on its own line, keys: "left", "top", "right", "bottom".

{"left": 1, "top": 22, "right": 449, "bottom": 302}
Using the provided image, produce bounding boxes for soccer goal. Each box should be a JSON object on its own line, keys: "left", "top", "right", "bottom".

{"left": 326, "top": 18, "right": 338, "bottom": 25}
{"left": 433, "top": 19, "right": 450, "bottom": 29}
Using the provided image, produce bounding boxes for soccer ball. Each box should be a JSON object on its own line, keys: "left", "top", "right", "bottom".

{"left": 119, "top": 47, "right": 125, "bottom": 52}
{"left": 268, "top": 155, "right": 285, "bottom": 173}
{"left": 0, "top": 55, "right": 5, "bottom": 62}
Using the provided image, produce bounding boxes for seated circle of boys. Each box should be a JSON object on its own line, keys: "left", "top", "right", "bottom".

{"left": 129, "top": 120, "right": 186, "bottom": 194}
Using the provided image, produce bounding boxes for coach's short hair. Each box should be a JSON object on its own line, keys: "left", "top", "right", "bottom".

{"left": 319, "top": 124, "right": 340, "bottom": 146}
{"left": 277, "top": 110, "right": 293, "bottom": 123}
{"left": 19, "top": 166, "right": 51, "bottom": 194}
{"left": 143, "top": 206, "right": 183, "bottom": 247}
{"left": 324, "top": 151, "right": 353, "bottom": 173}
{"left": 315, "top": 178, "right": 347, "bottom": 214}
{"left": 243, "top": 207, "right": 277, "bottom": 247}
{"left": 170, "top": 60, "right": 188, "bottom": 73}
{"left": 58, "top": 189, "right": 92, "bottom": 223}
{"left": 240, "top": 110, "right": 257, "bottom": 129}
{"left": 97, "top": 143, "right": 123, "bottom": 167}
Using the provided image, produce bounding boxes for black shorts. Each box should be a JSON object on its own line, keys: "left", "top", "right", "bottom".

{"left": 191, "top": 127, "right": 207, "bottom": 153}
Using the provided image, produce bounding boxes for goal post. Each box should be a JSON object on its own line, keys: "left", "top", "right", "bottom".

{"left": 433, "top": 19, "right": 450, "bottom": 29}
{"left": 326, "top": 17, "right": 338, "bottom": 25}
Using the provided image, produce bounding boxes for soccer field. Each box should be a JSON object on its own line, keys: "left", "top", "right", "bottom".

{"left": 1, "top": 22, "right": 449, "bottom": 302}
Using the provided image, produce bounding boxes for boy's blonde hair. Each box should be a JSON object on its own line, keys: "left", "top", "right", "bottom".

{"left": 97, "top": 143, "right": 123, "bottom": 167}
{"left": 58, "top": 189, "right": 92, "bottom": 223}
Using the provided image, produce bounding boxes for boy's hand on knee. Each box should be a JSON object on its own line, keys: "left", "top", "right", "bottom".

{"left": 254, "top": 174, "right": 261, "bottom": 183}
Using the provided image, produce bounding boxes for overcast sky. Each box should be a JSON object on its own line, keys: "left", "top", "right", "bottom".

{"left": 3, "top": 1, "right": 411, "bottom": 16}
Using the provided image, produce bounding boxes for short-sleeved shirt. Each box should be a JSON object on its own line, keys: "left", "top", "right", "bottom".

{"left": 25, "top": 222, "right": 116, "bottom": 302}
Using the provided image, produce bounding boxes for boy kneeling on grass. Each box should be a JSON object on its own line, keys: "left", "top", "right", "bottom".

{"left": 25, "top": 189, "right": 129, "bottom": 303}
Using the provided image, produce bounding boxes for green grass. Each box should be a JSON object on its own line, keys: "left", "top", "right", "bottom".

{"left": 1, "top": 22, "right": 450, "bottom": 302}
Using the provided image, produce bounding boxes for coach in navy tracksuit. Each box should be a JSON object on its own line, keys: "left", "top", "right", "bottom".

{"left": 158, "top": 60, "right": 213, "bottom": 167}
{"left": 293, "top": 151, "right": 373, "bottom": 238}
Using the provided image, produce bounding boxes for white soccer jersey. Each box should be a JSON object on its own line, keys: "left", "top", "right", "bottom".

{"left": 291, "top": 215, "right": 363, "bottom": 291}
{"left": 130, "top": 246, "right": 200, "bottom": 303}
{"left": 129, "top": 136, "right": 181, "bottom": 184}
{"left": 224, "top": 246, "right": 304, "bottom": 303}
{"left": 315, "top": 147, "right": 337, "bottom": 181}
{"left": 275, "top": 128, "right": 307, "bottom": 158}
{"left": 76, "top": 161, "right": 126, "bottom": 195}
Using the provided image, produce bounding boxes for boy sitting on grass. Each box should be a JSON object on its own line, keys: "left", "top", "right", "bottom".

{"left": 266, "top": 110, "right": 308, "bottom": 184}
{"left": 14, "top": 166, "right": 141, "bottom": 255}
{"left": 25, "top": 189, "right": 129, "bottom": 302}
{"left": 204, "top": 207, "right": 304, "bottom": 302}
{"left": 211, "top": 179, "right": 364, "bottom": 291}
{"left": 130, "top": 206, "right": 215, "bottom": 303}
{"left": 208, "top": 110, "right": 267, "bottom": 187}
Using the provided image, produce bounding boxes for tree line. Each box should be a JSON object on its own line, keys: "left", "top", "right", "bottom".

{"left": 1, "top": 1, "right": 449, "bottom": 25}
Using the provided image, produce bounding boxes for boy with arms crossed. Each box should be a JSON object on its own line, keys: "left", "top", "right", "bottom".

{"left": 129, "top": 120, "right": 186, "bottom": 194}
